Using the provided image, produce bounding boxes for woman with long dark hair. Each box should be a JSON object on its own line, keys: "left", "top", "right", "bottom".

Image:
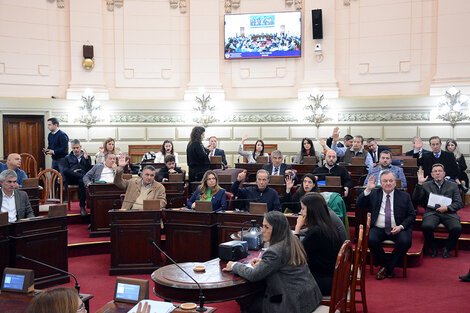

{"left": 294, "top": 138, "right": 318, "bottom": 164}
{"left": 296, "top": 192, "right": 343, "bottom": 296}
{"left": 238, "top": 134, "right": 269, "bottom": 163}
{"left": 187, "top": 170, "right": 227, "bottom": 211}
{"left": 445, "top": 138, "right": 469, "bottom": 188}
{"left": 223, "top": 211, "right": 322, "bottom": 313}
{"left": 186, "top": 126, "right": 210, "bottom": 182}
{"left": 281, "top": 173, "right": 319, "bottom": 214}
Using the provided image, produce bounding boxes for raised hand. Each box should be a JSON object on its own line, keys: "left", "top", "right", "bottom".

{"left": 136, "top": 301, "right": 150, "bottom": 313}
{"left": 285, "top": 175, "right": 294, "bottom": 193}
{"left": 417, "top": 169, "right": 428, "bottom": 185}
{"left": 319, "top": 138, "right": 327, "bottom": 148}
{"left": 332, "top": 126, "right": 340, "bottom": 139}
{"left": 99, "top": 146, "right": 104, "bottom": 153}
{"left": 237, "top": 170, "right": 247, "bottom": 182}
{"left": 365, "top": 175, "right": 377, "bottom": 192}
{"left": 118, "top": 154, "right": 129, "bottom": 167}
{"left": 83, "top": 149, "right": 88, "bottom": 159}
{"left": 241, "top": 134, "right": 248, "bottom": 143}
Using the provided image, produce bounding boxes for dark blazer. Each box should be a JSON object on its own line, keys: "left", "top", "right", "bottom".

{"left": 232, "top": 243, "right": 322, "bottom": 313}
{"left": 186, "top": 141, "right": 210, "bottom": 181}
{"left": 63, "top": 151, "right": 92, "bottom": 180}
{"left": 262, "top": 163, "right": 293, "bottom": 176}
{"left": 413, "top": 180, "right": 463, "bottom": 220}
{"left": 357, "top": 188, "right": 416, "bottom": 230}
{"left": 405, "top": 148, "right": 430, "bottom": 158}
{"left": 0, "top": 190, "right": 35, "bottom": 221}
{"left": 83, "top": 164, "right": 112, "bottom": 185}
{"left": 368, "top": 146, "right": 389, "bottom": 164}
{"left": 186, "top": 187, "right": 227, "bottom": 211}
{"left": 419, "top": 150, "right": 460, "bottom": 179}
{"left": 208, "top": 148, "right": 227, "bottom": 165}
{"left": 312, "top": 165, "right": 353, "bottom": 189}
{"left": 231, "top": 180, "right": 280, "bottom": 212}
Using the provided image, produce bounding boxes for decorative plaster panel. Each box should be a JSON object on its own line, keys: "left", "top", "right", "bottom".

{"left": 110, "top": 113, "right": 185, "bottom": 123}
{"left": 176, "top": 127, "right": 193, "bottom": 139}
{"left": 318, "top": 126, "right": 349, "bottom": 139}
{"left": 89, "top": 127, "right": 117, "bottom": 141}
{"left": 225, "top": 113, "right": 297, "bottom": 123}
{"left": 233, "top": 127, "right": 260, "bottom": 139}
{"left": 453, "top": 126, "right": 470, "bottom": 140}
{"left": 350, "top": 126, "right": 383, "bottom": 139}
{"left": 418, "top": 126, "right": 452, "bottom": 140}
{"left": 231, "top": 59, "right": 296, "bottom": 87}
{"left": 61, "top": 127, "right": 88, "bottom": 141}
{"left": 147, "top": 127, "right": 176, "bottom": 140}
{"left": 338, "top": 112, "right": 430, "bottom": 122}
{"left": 291, "top": 127, "right": 317, "bottom": 140}
{"left": 262, "top": 127, "right": 289, "bottom": 140}
{"left": 205, "top": 127, "right": 232, "bottom": 139}
{"left": 117, "top": 127, "right": 146, "bottom": 140}
{"left": 384, "top": 126, "right": 417, "bottom": 140}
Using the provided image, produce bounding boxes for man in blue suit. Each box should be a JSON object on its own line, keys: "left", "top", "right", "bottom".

{"left": 357, "top": 171, "right": 416, "bottom": 280}
{"left": 367, "top": 137, "right": 390, "bottom": 167}
{"left": 207, "top": 136, "right": 227, "bottom": 166}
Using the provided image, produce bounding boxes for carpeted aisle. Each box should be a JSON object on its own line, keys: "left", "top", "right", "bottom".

{"left": 58, "top": 251, "right": 470, "bottom": 313}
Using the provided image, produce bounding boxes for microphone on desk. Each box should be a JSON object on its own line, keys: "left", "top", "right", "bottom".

{"left": 147, "top": 237, "right": 207, "bottom": 312}
{"left": 16, "top": 254, "right": 81, "bottom": 295}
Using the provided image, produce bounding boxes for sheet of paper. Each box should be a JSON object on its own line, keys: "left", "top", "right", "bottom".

{"left": 127, "top": 300, "right": 175, "bottom": 313}
{"left": 427, "top": 192, "right": 452, "bottom": 208}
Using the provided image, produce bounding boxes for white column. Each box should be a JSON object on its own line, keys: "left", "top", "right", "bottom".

{"left": 66, "top": 0, "right": 108, "bottom": 99}
{"left": 184, "top": 0, "right": 225, "bottom": 101}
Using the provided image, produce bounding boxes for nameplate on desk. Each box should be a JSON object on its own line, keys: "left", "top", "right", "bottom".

{"left": 303, "top": 156, "right": 317, "bottom": 165}
{"left": 351, "top": 157, "right": 365, "bottom": 166}
{"left": 217, "top": 173, "right": 232, "bottom": 183}
{"left": 249, "top": 202, "right": 267, "bottom": 214}
{"left": 169, "top": 173, "right": 183, "bottom": 182}
{"left": 1, "top": 268, "right": 34, "bottom": 294}
{"left": 48, "top": 204, "right": 67, "bottom": 217}
{"left": 210, "top": 155, "right": 222, "bottom": 164}
{"left": 195, "top": 200, "right": 212, "bottom": 212}
{"left": 143, "top": 200, "right": 161, "bottom": 211}
{"left": 325, "top": 176, "right": 341, "bottom": 187}
{"left": 256, "top": 156, "right": 269, "bottom": 164}
{"left": 402, "top": 158, "right": 417, "bottom": 167}
{"left": 269, "top": 175, "right": 284, "bottom": 185}
{"left": 22, "top": 178, "right": 39, "bottom": 188}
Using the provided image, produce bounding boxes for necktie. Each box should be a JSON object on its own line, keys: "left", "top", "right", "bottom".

{"left": 274, "top": 167, "right": 279, "bottom": 175}
{"left": 434, "top": 153, "right": 439, "bottom": 159}
{"left": 385, "top": 194, "right": 391, "bottom": 235}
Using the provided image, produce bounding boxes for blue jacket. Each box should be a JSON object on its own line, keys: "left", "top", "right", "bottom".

{"left": 0, "top": 163, "right": 28, "bottom": 188}
{"left": 231, "top": 180, "right": 280, "bottom": 212}
{"left": 64, "top": 151, "right": 92, "bottom": 180}
{"left": 47, "top": 129, "right": 69, "bottom": 160}
{"left": 187, "top": 187, "right": 227, "bottom": 211}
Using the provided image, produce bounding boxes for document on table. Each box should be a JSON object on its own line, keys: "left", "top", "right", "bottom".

{"left": 427, "top": 192, "right": 452, "bottom": 208}
{"left": 127, "top": 300, "right": 175, "bottom": 313}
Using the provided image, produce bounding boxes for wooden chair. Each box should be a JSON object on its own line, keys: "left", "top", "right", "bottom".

{"left": 38, "top": 169, "right": 63, "bottom": 204}
{"left": 349, "top": 225, "right": 364, "bottom": 313}
{"left": 67, "top": 184, "right": 79, "bottom": 211}
{"left": 314, "top": 240, "right": 353, "bottom": 313}
{"left": 435, "top": 223, "right": 459, "bottom": 257}
{"left": 356, "top": 213, "right": 371, "bottom": 313}
{"left": 20, "top": 153, "right": 38, "bottom": 178}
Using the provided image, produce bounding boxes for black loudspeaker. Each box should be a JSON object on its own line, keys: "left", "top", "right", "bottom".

{"left": 312, "top": 9, "right": 323, "bottom": 39}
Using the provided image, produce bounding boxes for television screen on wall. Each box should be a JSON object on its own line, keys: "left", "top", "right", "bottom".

{"left": 224, "top": 11, "right": 302, "bottom": 60}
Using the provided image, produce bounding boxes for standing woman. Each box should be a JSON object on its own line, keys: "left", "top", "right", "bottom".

{"left": 294, "top": 138, "right": 318, "bottom": 164}
{"left": 187, "top": 170, "right": 227, "bottom": 211}
{"left": 95, "top": 137, "right": 120, "bottom": 164}
{"left": 238, "top": 134, "right": 269, "bottom": 163}
{"left": 296, "top": 193, "right": 343, "bottom": 296}
{"left": 186, "top": 126, "right": 210, "bottom": 182}
{"left": 223, "top": 211, "right": 322, "bottom": 313}
{"left": 446, "top": 138, "right": 469, "bottom": 189}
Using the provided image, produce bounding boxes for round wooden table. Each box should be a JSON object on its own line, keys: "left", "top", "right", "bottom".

{"left": 151, "top": 258, "right": 264, "bottom": 304}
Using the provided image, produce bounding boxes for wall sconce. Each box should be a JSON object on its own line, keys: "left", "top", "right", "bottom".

{"left": 193, "top": 90, "right": 218, "bottom": 127}
{"left": 437, "top": 87, "right": 469, "bottom": 127}
{"left": 304, "top": 90, "right": 331, "bottom": 127}
{"left": 78, "top": 89, "right": 102, "bottom": 127}
{"left": 82, "top": 43, "right": 94, "bottom": 71}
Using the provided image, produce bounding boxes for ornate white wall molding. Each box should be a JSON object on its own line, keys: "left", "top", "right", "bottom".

{"left": 110, "top": 113, "right": 185, "bottom": 123}
{"left": 170, "top": 0, "right": 187, "bottom": 13}
{"left": 106, "top": 0, "right": 123, "bottom": 12}
{"left": 225, "top": 0, "right": 240, "bottom": 13}
{"left": 338, "top": 112, "right": 430, "bottom": 122}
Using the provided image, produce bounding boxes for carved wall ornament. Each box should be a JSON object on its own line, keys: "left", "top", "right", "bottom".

{"left": 338, "top": 112, "right": 430, "bottom": 122}
{"left": 285, "top": 0, "right": 294, "bottom": 5}
{"left": 106, "top": 0, "right": 123, "bottom": 12}
{"left": 294, "top": 0, "right": 302, "bottom": 10}
{"left": 49, "top": 0, "right": 65, "bottom": 8}
{"left": 225, "top": 113, "right": 298, "bottom": 123}
{"left": 109, "top": 113, "right": 185, "bottom": 123}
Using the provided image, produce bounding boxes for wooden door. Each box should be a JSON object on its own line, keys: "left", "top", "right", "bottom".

{"left": 3, "top": 115, "right": 45, "bottom": 171}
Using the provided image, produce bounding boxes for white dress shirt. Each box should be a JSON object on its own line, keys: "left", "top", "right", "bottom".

{"left": 375, "top": 190, "right": 397, "bottom": 229}
{"left": 100, "top": 166, "right": 115, "bottom": 183}
{"left": 1, "top": 190, "right": 17, "bottom": 223}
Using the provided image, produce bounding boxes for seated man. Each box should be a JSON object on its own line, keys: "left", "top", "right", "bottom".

{"left": 0, "top": 153, "right": 28, "bottom": 188}
{"left": 364, "top": 150, "right": 407, "bottom": 188}
{"left": 419, "top": 136, "right": 460, "bottom": 184}
{"left": 157, "top": 154, "right": 183, "bottom": 182}
{"left": 413, "top": 164, "right": 463, "bottom": 258}
{"left": 0, "top": 169, "right": 34, "bottom": 222}
{"left": 367, "top": 137, "right": 390, "bottom": 167}
{"left": 83, "top": 153, "right": 116, "bottom": 186}
{"left": 207, "top": 136, "right": 227, "bottom": 166}
{"left": 357, "top": 171, "right": 416, "bottom": 280}
{"left": 325, "top": 127, "right": 353, "bottom": 149}
{"left": 231, "top": 169, "right": 280, "bottom": 212}
{"left": 63, "top": 139, "right": 92, "bottom": 216}
{"left": 114, "top": 156, "right": 167, "bottom": 210}
{"left": 331, "top": 131, "right": 373, "bottom": 170}
{"left": 261, "top": 150, "right": 296, "bottom": 181}
{"left": 313, "top": 150, "right": 352, "bottom": 197}
{"left": 405, "top": 136, "right": 430, "bottom": 159}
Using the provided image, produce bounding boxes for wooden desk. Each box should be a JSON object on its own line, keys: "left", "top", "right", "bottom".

{"left": 9, "top": 216, "right": 68, "bottom": 288}
{"left": 109, "top": 210, "right": 162, "bottom": 275}
{"left": 318, "top": 185, "right": 344, "bottom": 196}
{"left": 234, "top": 163, "right": 264, "bottom": 182}
{"left": 0, "top": 292, "right": 93, "bottom": 313}
{"left": 344, "top": 165, "right": 367, "bottom": 186}
{"left": 88, "top": 184, "right": 123, "bottom": 237}
{"left": 291, "top": 164, "right": 317, "bottom": 178}
{"left": 20, "top": 187, "right": 40, "bottom": 217}
{"left": 162, "top": 182, "right": 186, "bottom": 208}
{"left": 152, "top": 258, "right": 264, "bottom": 304}
{"left": 164, "top": 209, "right": 218, "bottom": 263}
{"left": 0, "top": 224, "right": 9, "bottom": 275}
{"left": 96, "top": 301, "right": 216, "bottom": 313}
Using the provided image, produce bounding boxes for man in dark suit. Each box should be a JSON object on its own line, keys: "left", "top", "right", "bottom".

{"left": 367, "top": 138, "right": 390, "bottom": 167}
{"left": 413, "top": 164, "right": 463, "bottom": 258}
{"left": 63, "top": 139, "right": 92, "bottom": 215}
{"left": 419, "top": 136, "right": 460, "bottom": 183}
{"left": 0, "top": 169, "right": 35, "bottom": 222}
{"left": 207, "top": 136, "right": 227, "bottom": 166}
{"left": 357, "top": 171, "right": 416, "bottom": 280}
{"left": 405, "top": 136, "right": 430, "bottom": 158}
{"left": 262, "top": 150, "right": 295, "bottom": 179}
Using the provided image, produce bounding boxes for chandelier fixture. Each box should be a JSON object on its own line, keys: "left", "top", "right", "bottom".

{"left": 304, "top": 91, "right": 331, "bottom": 127}
{"left": 437, "top": 87, "right": 469, "bottom": 127}
{"left": 193, "top": 92, "right": 218, "bottom": 127}
{"left": 78, "top": 90, "right": 102, "bottom": 127}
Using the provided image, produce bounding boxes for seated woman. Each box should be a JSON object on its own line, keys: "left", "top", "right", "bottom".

{"left": 294, "top": 138, "right": 319, "bottom": 164}
{"left": 237, "top": 134, "right": 269, "bottom": 163}
{"left": 187, "top": 170, "right": 227, "bottom": 211}
{"left": 143, "top": 140, "right": 179, "bottom": 165}
{"left": 95, "top": 137, "right": 120, "bottom": 164}
{"left": 295, "top": 193, "right": 343, "bottom": 296}
{"left": 223, "top": 211, "right": 322, "bottom": 313}
{"left": 27, "top": 287, "right": 85, "bottom": 313}
{"left": 446, "top": 138, "right": 469, "bottom": 189}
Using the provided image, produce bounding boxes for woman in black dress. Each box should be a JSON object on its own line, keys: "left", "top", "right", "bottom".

{"left": 186, "top": 126, "right": 210, "bottom": 182}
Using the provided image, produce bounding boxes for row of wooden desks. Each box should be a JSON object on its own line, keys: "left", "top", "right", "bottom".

{"left": 0, "top": 216, "right": 69, "bottom": 289}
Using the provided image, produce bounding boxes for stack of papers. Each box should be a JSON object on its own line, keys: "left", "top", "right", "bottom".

{"left": 127, "top": 300, "right": 175, "bottom": 313}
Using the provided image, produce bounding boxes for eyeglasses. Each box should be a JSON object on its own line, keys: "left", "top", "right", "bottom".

{"left": 77, "top": 302, "right": 87, "bottom": 312}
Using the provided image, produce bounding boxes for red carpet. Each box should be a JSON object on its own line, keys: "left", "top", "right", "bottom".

{"left": 55, "top": 251, "right": 470, "bottom": 313}
{"left": 68, "top": 224, "right": 109, "bottom": 245}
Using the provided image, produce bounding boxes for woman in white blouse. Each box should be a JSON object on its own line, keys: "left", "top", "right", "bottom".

{"left": 237, "top": 134, "right": 269, "bottom": 163}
